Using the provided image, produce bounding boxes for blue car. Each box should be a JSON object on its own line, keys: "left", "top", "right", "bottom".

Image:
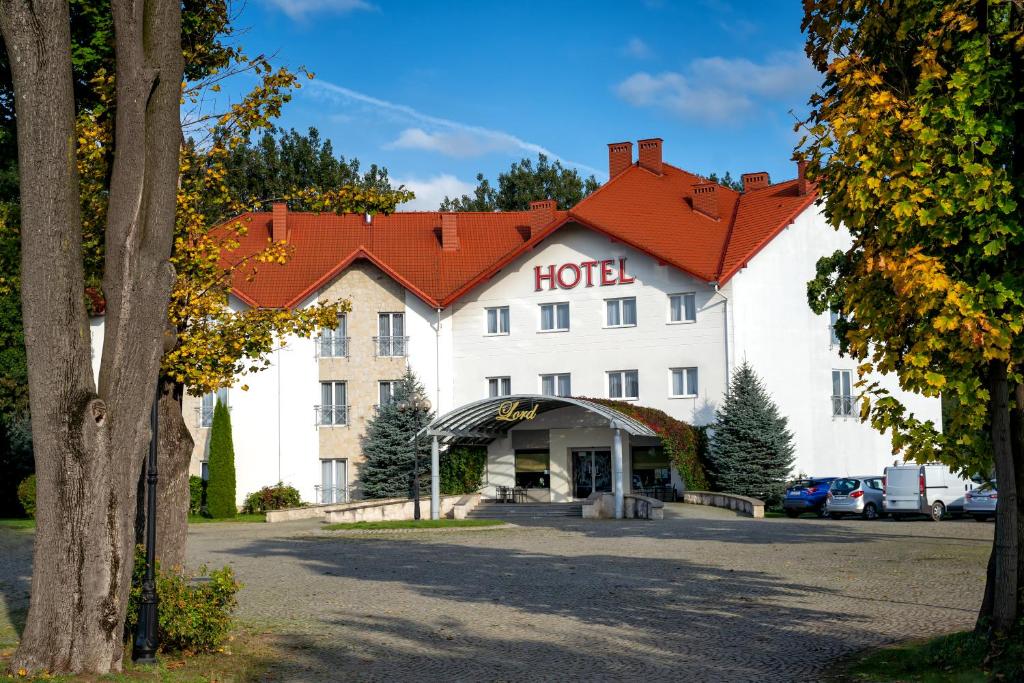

{"left": 783, "top": 477, "right": 837, "bottom": 518}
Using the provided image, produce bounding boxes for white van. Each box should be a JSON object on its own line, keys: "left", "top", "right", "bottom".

{"left": 883, "top": 463, "right": 976, "bottom": 521}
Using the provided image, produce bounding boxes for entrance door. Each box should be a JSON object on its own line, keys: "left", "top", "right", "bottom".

{"left": 572, "top": 450, "right": 612, "bottom": 499}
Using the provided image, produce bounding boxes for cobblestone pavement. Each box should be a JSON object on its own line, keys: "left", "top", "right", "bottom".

{"left": 186, "top": 505, "right": 990, "bottom": 683}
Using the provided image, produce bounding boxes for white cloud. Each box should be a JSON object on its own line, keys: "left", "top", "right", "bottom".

{"left": 393, "top": 174, "right": 476, "bottom": 211}
{"left": 263, "top": 0, "right": 373, "bottom": 22}
{"left": 385, "top": 128, "right": 516, "bottom": 158}
{"left": 622, "top": 37, "right": 653, "bottom": 60}
{"left": 614, "top": 51, "right": 818, "bottom": 124}
{"left": 307, "top": 79, "right": 604, "bottom": 176}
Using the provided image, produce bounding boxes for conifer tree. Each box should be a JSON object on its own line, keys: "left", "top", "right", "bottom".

{"left": 708, "top": 362, "right": 795, "bottom": 503}
{"left": 205, "top": 400, "right": 237, "bottom": 518}
{"left": 360, "top": 368, "right": 433, "bottom": 499}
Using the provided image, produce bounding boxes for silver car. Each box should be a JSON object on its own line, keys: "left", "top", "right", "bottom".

{"left": 965, "top": 481, "right": 997, "bottom": 522}
{"left": 826, "top": 476, "right": 885, "bottom": 520}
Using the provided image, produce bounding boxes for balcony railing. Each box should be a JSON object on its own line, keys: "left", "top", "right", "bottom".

{"left": 314, "top": 485, "right": 349, "bottom": 505}
{"left": 832, "top": 395, "right": 854, "bottom": 418}
{"left": 318, "top": 335, "right": 350, "bottom": 358}
{"left": 373, "top": 335, "right": 409, "bottom": 357}
{"left": 315, "top": 404, "right": 350, "bottom": 427}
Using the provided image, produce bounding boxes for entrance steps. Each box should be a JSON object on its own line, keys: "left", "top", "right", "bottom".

{"left": 467, "top": 502, "right": 583, "bottom": 519}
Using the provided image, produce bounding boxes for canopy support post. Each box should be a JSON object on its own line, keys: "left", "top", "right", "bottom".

{"left": 613, "top": 427, "right": 624, "bottom": 519}
{"left": 430, "top": 434, "right": 440, "bottom": 520}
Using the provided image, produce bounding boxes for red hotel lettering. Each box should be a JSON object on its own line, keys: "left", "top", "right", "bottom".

{"left": 556, "top": 263, "right": 581, "bottom": 289}
{"left": 618, "top": 258, "right": 635, "bottom": 284}
{"left": 534, "top": 264, "right": 556, "bottom": 291}
{"left": 600, "top": 259, "right": 616, "bottom": 286}
{"left": 580, "top": 260, "right": 598, "bottom": 287}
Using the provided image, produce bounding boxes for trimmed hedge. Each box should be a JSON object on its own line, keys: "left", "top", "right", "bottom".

{"left": 586, "top": 398, "right": 710, "bottom": 490}
{"left": 205, "top": 400, "right": 236, "bottom": 518}
{"left": 440, "top": 445, "right": 486, "bottom": 495}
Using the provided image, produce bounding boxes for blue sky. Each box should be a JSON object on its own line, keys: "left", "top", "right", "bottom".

{"left": 221, "top": 0, "right": 820, "bottom": 209}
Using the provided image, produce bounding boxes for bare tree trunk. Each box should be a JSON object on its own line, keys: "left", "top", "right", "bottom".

{"left": 155, "top": 379, "right": 194, "bottom": 571}
{"left": 987, "top": 361, "right": 1019, "bottom": 635}
{"left": 1, "top": 0, "right": 183, "bottom": 673}
{"left": 1013, "top": 384, "right": 1024, "bottom": 616}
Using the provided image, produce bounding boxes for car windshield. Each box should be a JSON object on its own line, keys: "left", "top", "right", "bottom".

{"left": 831, "top": 478, "right": 860, "bottom": 494}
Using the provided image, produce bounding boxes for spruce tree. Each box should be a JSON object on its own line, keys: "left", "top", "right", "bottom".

{"left": 708, "top": 362, "right": 795, "bottom": 504}
{"left": 205, "top": 399, "right": 237, "bottom": 518}
{"left": 360, "top": 368, "right": 433, "bottom": 499}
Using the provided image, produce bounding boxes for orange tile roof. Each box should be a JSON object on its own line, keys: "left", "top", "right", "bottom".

{"left": 225, "top": 161, "right": 817, "bottom": 309}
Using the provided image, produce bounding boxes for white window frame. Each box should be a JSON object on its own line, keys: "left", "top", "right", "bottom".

{"left": 378, "top": 379, "right": 400, "bottom": 408}
{"left": 669, "top": 367, "right": 699, "bottom": 398}
{"left": 605, "top": 297, "right": 637, "bottom": 328}
{"left": 539, "top": 302, "right": 570, "bottom": 332}
{"left": 668, "top": 293, "right": 697, "bottom": 324}
{"left": 320, "top": 459, "right": 348, "bottom": 504}
{"left": 318, "top": 380, "right": 349, "bottom": 426}
{"left": 607, "top": 370, "right": 640, "bottom": 400}
{"left": 199, "top": 387, "right": 229, "bottom": 428}
{"left": 540, "top": 373, "right": 571, "bottom": 397}
{"left": 485, "top": 306, "right": 510, "bottom": 335}
{"left": 487, "top": 376, "right": 512, "bottom": 397}
{"left": 832, "top": 369, "right": 854, "bottom": 418}
{"left": 376, "top": 312, "right": 407, "bottom": 357}
{"left": 318, "top": 313, "right": 349, "bottom": 358}
{"left": 829, "top": 310, "right": 841, "bottom": 347}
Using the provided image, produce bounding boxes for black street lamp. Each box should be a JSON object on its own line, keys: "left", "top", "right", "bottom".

{"left": 133, "top": 329, "right": 177, "bottom": 663}
{"left": 398, "top": 395, "right": 431, "bottom": 521}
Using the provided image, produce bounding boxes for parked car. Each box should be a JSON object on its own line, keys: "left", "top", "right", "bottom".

{"left": 783, "top": 477, "right": 837, "bottom": 518}
{"left": 825, "top": 476, "right": 885, "bottom": 520}
{"left": 883, "top": 463, "right": 976, "bottom": 521}
{"left": 964, "top": 481, "right": 997, "bottom": 522}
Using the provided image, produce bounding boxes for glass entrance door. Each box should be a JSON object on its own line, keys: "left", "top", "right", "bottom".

{"left": 572, "top": 450, "right": 612, "bottom": 499}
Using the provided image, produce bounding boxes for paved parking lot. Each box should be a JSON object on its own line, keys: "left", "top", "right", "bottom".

{"left": 190, "top": 504, "right": 989, "bottom": 682}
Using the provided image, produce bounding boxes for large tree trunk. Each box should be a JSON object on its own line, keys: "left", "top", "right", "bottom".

{"left": 1013, "top": 383, "right": 1024, "bottom": 616}
{"left": 1, "top": 0, "right": 183, "bottom": 673}
{"left": 985, "top": 361, "right": 1019, "bottom": 635}
{"left": 155, "top": 379, "right": 194, "bottom": 571}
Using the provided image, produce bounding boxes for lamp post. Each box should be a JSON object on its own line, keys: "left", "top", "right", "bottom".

{"left": 133, "top": 328, "right": 177, "bottom": 663}
{"left": 398, "top": 395, "right": 431, "bottom": 521}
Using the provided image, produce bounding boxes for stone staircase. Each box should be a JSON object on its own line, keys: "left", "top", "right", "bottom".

{"left": 466, "top": 502, "right": 583, "bottom": 520}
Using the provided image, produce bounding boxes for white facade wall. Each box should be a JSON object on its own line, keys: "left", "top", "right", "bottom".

{"left": 728, "top": 205, "right": 942, "bottom": 477}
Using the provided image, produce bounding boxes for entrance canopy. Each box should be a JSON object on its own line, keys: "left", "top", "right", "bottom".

{"left": 419, "top": 394, "right": 657, "bottom": 444}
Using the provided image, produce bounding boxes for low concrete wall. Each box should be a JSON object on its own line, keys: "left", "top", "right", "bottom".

{"left": 681, "top": 491, "right": 765, "bottom": 519}
{"left": 323, "top": 495, "right": 465, "bottom": 524}
{"left": 452, "top": 493, "right": 482, "bottom": 520}
{"left": 582, "top": 492, "right": 664, "bottom": 520}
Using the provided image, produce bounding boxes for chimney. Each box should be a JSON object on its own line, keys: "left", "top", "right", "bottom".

{"left": 637, "top": 138, "right": 663, "bottom": 175}
{"left": 797, "top": 160, "right": 815, "bottom": 196}
{"left": 441, "top": 213, "right": 459, "bottom": 251}
{"left": 608, "top": 141, "right": 633, "bottom": 178}
{"left": 529, "top": 199, "right": 557, "bottom": 238}
{"left": 691, "top": 183, "right": 719, "bottom": 219}
{"left": 741, "top": 172, "right": 770, "bottom": 192}
{"left": 272, "top": 202, "right": 288, "bottom": 242}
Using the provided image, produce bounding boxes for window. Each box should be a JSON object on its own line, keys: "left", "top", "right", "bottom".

{"left": 376, "top": 313, "right": 406, "bottom": 356}
{"left": 319, "top": 314, "right": 349, "bottom": 357}
{"left": 832, "top": 369, "right": 854, "bottom": 417}
{"left": 488, "top": 376, "right": 511, "bottom": 397}
{"left": 608, "top": 370, "right": 639, "bottom": 399}
{"left": 669, "top": 293, "right": 697, "bottom": 323}
{"left": 486, "top": 306, "right": 510, "bottom": 335}
{"left": 379, "top": 379, "right": 400, "bottom": 408}
{"left": 515, "top": 450, "right": 550, "bottom": 489}
{"left": 200, "top": 461, "right": 209, "bottom": 481}
{"left": 541, "top": 373, "right": 571, "bottom": 397}
{"left": 319, "top": 381, "right": 348, "bottom": 425}
{"left": 605, "top": 297, "right": 637, "bottom": 327}
{"left": 320, "top": 459, "right": 348, "bottom": 504}
{"left": 829, "top": 310, "right": 841, "bottom": 347}
{"left": 539, "top": 302, "right": 570, "bottom": 332}
{"left": 199, "top": 387, "right": 228, "bottom": 428}
{"left": 670, "top": 367, "right": 699, "bottom": 397}
{"left": 631, "top": 446, "right": 672, "bottom": 489}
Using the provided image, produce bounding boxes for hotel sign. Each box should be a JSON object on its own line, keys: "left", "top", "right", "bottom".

{"left": 495, "top": 400, "right": 538, "bottom": 423}
{"left": 534, "top": 257, "right": 635, "bottom": 291}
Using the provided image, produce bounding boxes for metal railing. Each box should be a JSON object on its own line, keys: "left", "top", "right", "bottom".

{"left": 314, "top": 404, "right": 350, "bottom": 426}
{"left": 373, "top": 335, "right": 409, "bottom": 357}
{"left": 314, "top": 485, "right": 349, "bottom": 505}
{"left": 317, "top": 335, "right": 350, "bottom": 358}
{"left": 832, "top": 395, "right": 854, "bottom": 417}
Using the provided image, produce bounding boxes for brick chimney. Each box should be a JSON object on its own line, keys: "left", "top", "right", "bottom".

{"left": 272, "top": 202, "right": 288, "bottom": 242}
{"left": 691, "top": 183, "right": 719, "bottom": 219}
{"left": 529, "top": 199, "right": 557, "bottom": 238}
{"left": 608, "top": 141, "right": 633, "bottom": 178}
{"left": 441, "top": 213, "right": 459, "bottom": 251}
{"left": 637, "top": 138, "right": 663, "bottom": 175}
{"left": 741, "top": 172, "right": 770, "bottom": 192}
{"left": 797, "top": 160, "right": 815, "bottom": 196}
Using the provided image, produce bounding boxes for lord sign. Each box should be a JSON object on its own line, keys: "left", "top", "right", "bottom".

{"left": 494, "top": 400, "right": 538, "bottom": 423}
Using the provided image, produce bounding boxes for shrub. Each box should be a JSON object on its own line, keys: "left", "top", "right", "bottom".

{"left": 205, "top": 400, "right": 236, "bottom": 518}
{"left": 243, "top": 482, "right": 302, "bottom": 513}
{"left": 16, "top": 474, "right": 36, "bottom": 518}
{"left": 440, "top": 446, "right": 486, "bottom": 495}
{"left": 126, "top": 546, "right": 241, "bottom": 653}
{"left": 189, "top": 475, "right": 206, "bottom": 516}
{"left": 588, "top": 398, "right": 710, "bottom": 490}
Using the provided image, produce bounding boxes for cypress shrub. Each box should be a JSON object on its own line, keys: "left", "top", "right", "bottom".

{"left": 205, "top": 400, "right": 236, "bottom": 518}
